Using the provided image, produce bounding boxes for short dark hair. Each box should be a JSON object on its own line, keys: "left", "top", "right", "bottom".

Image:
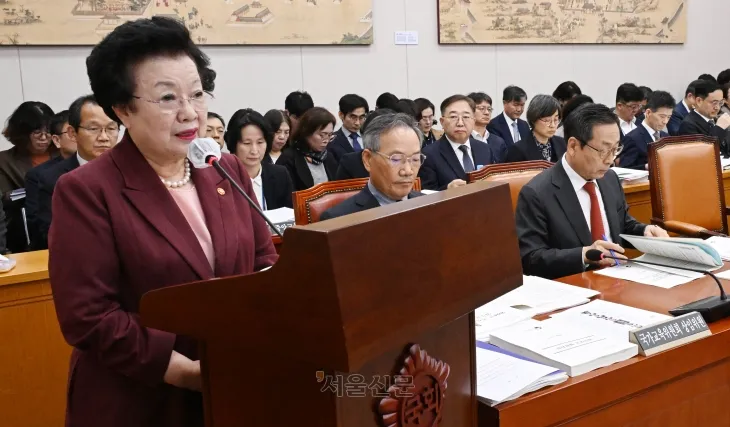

{"left": 376, "top": 92, "right": 399, "bottom": 110}
{"left": 563, "top": 103, "right": 619, "bottom": 146}
{"left": 224, "top": 111, "right": 272, "bottom": 155}
{"left": 414, "top": 98, "right": 435, "bottom": 121}
{"left": 694, "top": 80, "right": 722, "bottom": 100}
{"left": 361, "top": 108, "right": 395, "bottom": 134}
{"left": 526, "top": 94, "right": 560, "bottom": 129}
{"left": 503, "top": 86, "right": 527, "bottom": 103}
{"left": 291, "top": 107, "right": 336, "bottom": 149}
{"left": 207, "top": 111, "right": 225, "bottom": 128}
{"left": 440, "top": 95, "right": 476, "bottom": 115}
{"left": 722, "top": 84, "right": 730, "bottom": 102}
{"left": 68, "top": 95, "right": 98, "bottom": 130}
{"left": 645, "top": 90, "right": 676, "bottom": 112}
{"left": 718, "top": 70, "right": 730, "bottom": 86}
{"left": 552, "top": 81, "right": 582, "bottom": 103}
{"left": 86, "top": 16, "right": 215, "bottom": 124}
{"left": 698, "top": 74, "right": 718, "bottom": 83}
{"left": 639, "top": 86, "right": 653, "bottom": 100}
{"left": 615, "top": 83, "right": 644, "bottom": 104}
{"left": 224, "top": 109, "right": 256, "bottom": 146}
{"left": 560, "top": 94, "right": 594, "bottom": 121}
{"left": 284, "top": 91, "right": 314, "bottom": 118}
{"left": 50, "top": 110, "right": 70, "bottom": 136}
{"left": 394, "top": 99, "right": 417, "bottom": 119}
{"left": 2, "top": 101, "right": 54, "bottom": 147}
{"left": 338, "top": 94, "right": 369, "bottom": 115}
{"left": 467, "top": 92, "right": 493, "bottom": 106}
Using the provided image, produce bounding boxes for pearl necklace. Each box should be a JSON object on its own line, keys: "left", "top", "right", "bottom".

{"left": 160, "top": 159, "right": 191, "bottom": 188}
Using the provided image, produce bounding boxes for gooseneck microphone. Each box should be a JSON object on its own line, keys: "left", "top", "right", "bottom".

{"left": 188, "top": 138, "right": 284, "bottom": 238}
{"left": 585, "top": 249, "right": 730, "bottom": 323}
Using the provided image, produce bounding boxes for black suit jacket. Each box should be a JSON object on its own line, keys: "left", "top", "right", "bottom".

{"left": 275, "top": 147, "right": 338, "bottom": 191}
{"left": 668, "top": 101, "right": 690, "bottom": 136}
{"left": 486, "top": 113, "right": 531, "bottom": 146}
{"left": 335, "top": 151, "right": 369, "bottom": 180}
{"left": 515, "top": 161, "right": 647, "bottom": 279}
{"left": 25, "top": 155, "right": 64, "bottom": 248}
{"left": 320, "top": 186, "right": 422, "bottom": 221}
{"left": 327, "top": 129, "right": 360, "bottom": 164}
{"left": 505, "top": 134, "right": 566, "bottom": 163}
{"left": 620, "top": 125, "right": 667, "bottom": 170}
{"left": 36, "top": 155, "right": 80, "bottom": 250}
{"left": 418, "top": 137, "right": 495, "bottom": 190}
{"left": 678, "top": 111, "right": 730, "bottom": 154}
{"left": 485, "top": 133, "right": 508, "bottom": 163}
{"left": 261, "top": 163, "right": 294, "bottom": 210}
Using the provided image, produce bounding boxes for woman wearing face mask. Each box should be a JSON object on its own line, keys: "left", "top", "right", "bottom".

{"left": 263, "top": 109, "right": 290, "bottom": 164}
{"left": 275, "top": 107, "right": 338, "bottom": 191}
{"left": 226, "top": 112, "right": 293, "bottom": 210}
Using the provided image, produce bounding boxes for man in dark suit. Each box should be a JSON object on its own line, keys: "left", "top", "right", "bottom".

{"left": 35, "top": 95, "right": 117, "bottom": 249}
{"left": 678, "top": 80, "right": 730, "bottom": 156}
{"left": 516, "top": 103, "right": 668, "bottom": 279}
{"left": 486, "top": 86, "right": 531, "bottom": 146}
{"left": 321, "top": 113, "right": 423, "bottom": 220}
{"left": 419, "top": 95, "right": 495, "bottom": 191}
{"left": 668, "top": 81, "right": 698, "bottom": 136}
{"left": 613, "top": 83, "right": 644, "bottom": 139}
{"left": 26, "top": 110, "right": 76, "bottom": 250}
{"left": 620, "top": 91, "right": 674, "bottom": 170}
{"left": 468, "top": 91, "right": 508, "bottom": 162}
{"left": 327, "top": 94, "right": 369, "bottom": 164}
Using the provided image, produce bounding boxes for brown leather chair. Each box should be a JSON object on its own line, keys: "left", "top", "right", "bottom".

{"left": 648, "top": 135, "right": 729, "bottom": 237}
{"left": 466, "top": 161, "right": 552, "bottom": 212}
{"left": 292, "top": 178, "right": 422, "bottom": 225}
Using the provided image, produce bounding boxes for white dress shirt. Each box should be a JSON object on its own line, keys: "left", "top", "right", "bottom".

{"left": 77, "top": 153, "right": 89, "bottom": 166}
{"left": 642, "top": 121, "right": 660, "bottom": 142}
{"left": 696, "top": 110, "right": 713, "bottom": 123}
{"left": 446, "top": 136, "right": 472, "bottom": 170}
{"left": 341, "top": 128, "right": 361, "bottom": 149}
{"left": 619, "top": 116, "right": 637, "bottom": 135}
{"left": 561, "top": 155, "right": 612, "bottom": 243}
{"left": 504, "top": 112, "right": 520, "bottom": 141}
{"left": 471, "top": 129, "right": 490, "bottom": 143}
{"left": 250, "top": 166, "right": 265, "bottom": 210}
{"left": 682, "top": 99, "right": 691, "bottom": 113}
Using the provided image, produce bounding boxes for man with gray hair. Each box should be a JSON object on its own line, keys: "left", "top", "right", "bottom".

{"left": 320, "top": 113, "right": 424, "bottom": 220}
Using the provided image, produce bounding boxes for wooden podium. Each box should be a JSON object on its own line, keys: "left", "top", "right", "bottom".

{"left": 140, "top": 181, "right": 523, "bottom": 427}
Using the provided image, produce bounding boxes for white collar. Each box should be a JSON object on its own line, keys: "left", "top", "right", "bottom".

{"left": 341, "top": 127, "right": 360, "bottom": 139}
{"left": 619, "top": 115, "right": 636, "bottom": 126}
{"left": 696, "top": 110, "right": 713, "bottom": 123}
{"left": 503, "top": 112, "right": 517, "bottom": 126}
{"left": 561, "top": 154, "right": 590, "bottom": 194}
{"left": 250, "top": 165, "right": 263, "bottom": 182}
{"left": 682, "top": 99, "right": 691, "bottom": 112}
{"left": 642, "top": 121, "right": 660, "bottom": 140}
{"left": 77, "top": 152, "right": 89, "bottom": 166}
{"left": 446, "top": 135, "right": 471, "bottom": 151}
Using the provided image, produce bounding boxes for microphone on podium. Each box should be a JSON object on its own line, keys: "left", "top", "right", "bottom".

{"left": 585, "top": 249, "right": 730, "bottom": 323}
{"left": 188, "top": 138, "right": 284, "bottom": 238}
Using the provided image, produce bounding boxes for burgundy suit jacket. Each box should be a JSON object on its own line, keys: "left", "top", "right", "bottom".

{"left": 49, "top": 136, "right": 278, "bottom": 427}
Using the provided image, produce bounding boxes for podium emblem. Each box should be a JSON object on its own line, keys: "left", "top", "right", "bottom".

{"left": 378, "top": 344, "right": 450, "bottom": 427}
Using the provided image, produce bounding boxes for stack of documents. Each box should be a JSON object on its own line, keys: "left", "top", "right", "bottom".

{"left": 706, "top": 236, "right": 730, "bottom": 261}
{"left": 263, "top": 207, "right": 295, "bottom": 235}
{"left": 475, "top": 306, "right": 534, "bottom": 343}
{"left": 476, "top": 342, "right": 568, "bottom": 406}
{"left": 486, "top": 275, "right": 600, "bottom": 317}
{"left": 595, "top": 235, "right": 724, "bottom": 288}
{"left": 611, "top": 167, "right": 649, "bottom": 183}
{"left": 490, "top": 318, "right": 638, "bottom": 377}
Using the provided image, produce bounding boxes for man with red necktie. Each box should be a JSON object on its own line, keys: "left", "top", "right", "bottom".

{"left": 515, "top": 103, "right": 669, "bottom": 280}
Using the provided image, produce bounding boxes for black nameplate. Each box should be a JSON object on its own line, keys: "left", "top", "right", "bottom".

{"left": 630, "top": 311, "right": 711, "bottom": 356}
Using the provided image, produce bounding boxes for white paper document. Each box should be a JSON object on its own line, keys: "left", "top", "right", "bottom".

{"left": 612, "top": 167, "right": 649, "bottom": 182}
{"left": 594, "top": 263, "right": 696, "bottom": 289}
{"left": 722, "top": 158, "right": 730, "bottom": 170}
{"left": 475, "top": 306, "right": 533, "bottom": 343}
{"left": 263, "top": 207, "right": 294, "bottom": 224}
{"left": 420, "top": 189, "right": 438, "bottom": 195}
{"left": 633, "top": 254, "right": 719, "bottom": 278}
{"left": 620, "top": 235, "right": 723, "bottom": 268}
{"left": 549, "top": 300, "right": 671, "bottom": 342}
{"left": 706, "top": 236, "right": 730, "bottom": 261}
{"left": 476, "top": 343, "right": 567, "bottom": 406}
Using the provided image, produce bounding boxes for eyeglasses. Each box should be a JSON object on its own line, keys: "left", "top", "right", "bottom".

{"left": 706, "top": 100, "right": 724, "bottom": 108}
{"left": 420, "top": 115, "right": 434, "bottom": 123}
{"left": 445, "top": 115, "right": 474, "bottom": 123}
{"left": 476, "top": 106, "right": 494, "bottom": 113}
{"left": 538, "top": 117, "right": 561, "bottom": 126}
{"left": 346, "top": 113, "right": 368, "bottom": 122}
{"left": 30, "top": 130, "right": 50, "bottom": 139}
{"left": 584, "top": 142, "right": 623, "bottom": 160}
{"left": 79, "top": 125, "right": 120, "bottom": 137}
{"left": 133, "top": 91, "right": 211, "bottom": 113}
{"left": 621, "top": 102, "right": 642, "bottom": 111}
{"left": 373, "top": 151, "right": 426, "bottom": 168}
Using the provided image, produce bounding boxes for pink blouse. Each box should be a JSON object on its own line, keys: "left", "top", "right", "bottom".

{"left": 168, "top": 186, "right": 215, "bottom": 271}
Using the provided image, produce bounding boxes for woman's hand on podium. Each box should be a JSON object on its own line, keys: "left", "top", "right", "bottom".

{"left": 164, "top": 350, "right": 202, "bottom": 391}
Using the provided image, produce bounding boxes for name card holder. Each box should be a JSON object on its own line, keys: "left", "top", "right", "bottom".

{"left": 269, "top": 220, "right": 295, "bottom": 237}
{"left": 630, "top": 312, "right": 711, "bottom": 356}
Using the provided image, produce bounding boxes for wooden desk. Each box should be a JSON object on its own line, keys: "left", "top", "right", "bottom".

{"left": 0, "top": 251, "right": 71, "bottom": 427}
{"left": 480, "top": 268, "right": 730, "bottom": 427}
{"left": 624, "top": 170, "right": 730, "bottom": 225}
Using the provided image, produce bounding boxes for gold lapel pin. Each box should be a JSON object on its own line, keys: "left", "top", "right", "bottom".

{"left": 217, "top": 188, "right": 226, "bottom": 196}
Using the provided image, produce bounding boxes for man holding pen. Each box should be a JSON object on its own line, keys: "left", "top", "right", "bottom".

{"left": 515, "top": 103, "right": 669, "bottom": 280}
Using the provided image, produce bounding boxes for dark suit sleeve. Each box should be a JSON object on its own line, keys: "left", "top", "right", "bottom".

{"left": 515, "top": 185, "right": 585, "bottom": 279}
{"left": 281, "top": 169, "right": 294, "bottom": 209}
{"left": 505, "top": 143, "right": 526, "bottom": 163}
{"left": 490, "top": 136, "right": 508, "bottom": 163}
{"left": 335, "top": 162, "right": 352, "bottom": 180}
{"left": 677, "top": 119, "right": 697, "bottom": 136}
{"left": 667, "top": 110, "right": 683, "bottom": 136}
{"left": 25, "top": 169, "right": 40, "bottom": 246}
{"left": 418, "top": 155, "right": 443, "bottom": 191}
{"left": 619, "top": 133, "right": 644, "bottom": 170}
{"left": 36, "top": 173, "right": 53, "bottom": 250}
{"left": 49, "top": 172, "right": 176, "bottom": 386}
{"left": 486, "top": 121, "right": 504, "bottom": 141}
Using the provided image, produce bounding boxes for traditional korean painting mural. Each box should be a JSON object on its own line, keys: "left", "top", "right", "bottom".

{"left": 438, "top": 0, "right": 686, "bottom": 44}
{"left": 0, "top": 0, "right": 373, "bottom": 45}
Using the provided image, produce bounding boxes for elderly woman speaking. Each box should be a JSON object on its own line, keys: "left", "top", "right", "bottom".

{"left": 49, "top": 17, "right": 277, "bottom": 427}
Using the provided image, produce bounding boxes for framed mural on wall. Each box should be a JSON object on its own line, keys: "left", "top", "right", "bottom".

{"left": 438, "top": 0, "right": 686, "bottom": 44}
{"left": 0, "top": 0, "right": 373, "bottom": 45}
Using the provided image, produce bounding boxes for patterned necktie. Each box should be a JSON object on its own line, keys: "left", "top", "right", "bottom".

{"left": 512, "top": 121, "right": 521, "bottom": 142}
{"left": 351, "top": 133, "right": 362, "bottom": 151}
{"left": 653, "top": 131, "right": 660, "bottom": 141}
{"left": 459, "top": 145, "right": 475, "bottom": 173}
{"left": 583, "top": 182, "right": 606, "bottom": 242}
